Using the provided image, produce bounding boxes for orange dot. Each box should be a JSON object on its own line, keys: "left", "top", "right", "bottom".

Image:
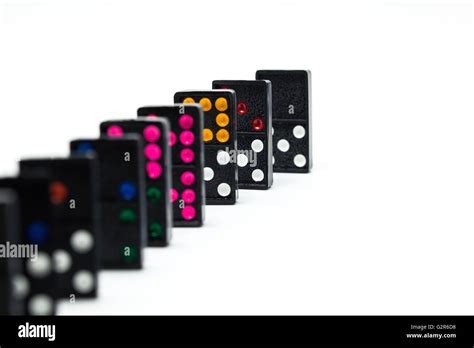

{"left": 183, "top": 97, "right": 195, "bottom": 104}
{"left": 49, "top": 181, "right": 69, "bottom": 205}
{"left": 216, "top": 129, "right": 230, "bottom": 143}
{"left": 199, "top": 98, "right": 212, "bottom": 111}
{"left": 203, "top": 128, "right": 213, "bottom": 142}
{"left": 215, "top": 97, "right": 228, "bottom": 111}
{"left": 215, "top": 113, "right": 229, "bottom": 127}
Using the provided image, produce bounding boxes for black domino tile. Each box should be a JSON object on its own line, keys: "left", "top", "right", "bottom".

{"left": 212, "top": 80, "right": 273, "bottom": 190}
{"left": 0, "top": 178, "right": 57, "bottom": 316}
{"left": 70, "top": 136, "right": 146, "bottom": 269}
{"left": 100, "top": 119, "right": 172, "bottom": 246}
{"left": 137, "top": 105, "right": 205, "bottom": 227}
{"left": 174, "top": 90, "right": 238, "bottom": 205}
{"left": 19, "top": 157, "right": 100, "bottom": 299}
{"left": 256, "top": 70, "right": 312, "bottom": 173}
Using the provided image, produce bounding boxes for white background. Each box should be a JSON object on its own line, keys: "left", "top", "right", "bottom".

{"left": 0, "top": 0, "right": 473, "bottom": 315}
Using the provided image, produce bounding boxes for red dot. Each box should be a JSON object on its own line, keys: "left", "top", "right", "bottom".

{"left": 49, "top": 181, "right": 68, "bottom": 205}
{"left": 251, "top": 117, "right": 265, "bottom": 131}
{"left": 237, "top": 102, "right": 248, "bottom": 115}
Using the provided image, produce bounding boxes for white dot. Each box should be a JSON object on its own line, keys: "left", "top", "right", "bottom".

{"left": 277, "top": 139, "right": 290, "bottom": 152}
{"left": 53, "top": 250, "right": 72, "bottom": 273}
{"left": 251, "top": 139, "right": 264, "bottom": 153}
{"left": 294, "top": 154, "right": 307, "bottom": 167}
{"left": 272, "top": 156, "right": 275, "bottom": 165}
{"left": 12, "top": 275, "right": 29, "bottom": 300}
{"left": 293, "top": 125, "right": 306, "bottom": 139}
{"left": 272, "top": 127, "right": 274, "bottom": 135}
{"left": 252, "top": 169, "right": 265, "bottom": 182}
{"left": 217, "top": 183, "right": 231, "bottom": 197}
{"left": 237, "top": 154, "right": 249, "bottom": 167}
{"left": 28, "top": 294, "right": 54, "bottom": 316}
{"left": 216, "top": 151, "right": 231, "bottom": 165}
{"left": 204, "top": 167, "right": 214, "bottom": 181}
{"left": 70, "top": 229, "right": 94, "bottom": 254}
{"left": 73, "top": 270, "right": 95, "bottom": 294}
{"left": 26, "top": 252, "right": 52, "bottom": 278}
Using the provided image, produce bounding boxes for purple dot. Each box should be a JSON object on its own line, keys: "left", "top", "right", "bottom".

{"left": 179, "top": 131, "right": 195, "bottom": 146}
{"left": 181, "top": 206, "right": 196, "bottom": 221}
{"left": 170, "top": 188, "right": 178, "bottom": 202}
{"left": 182, "top": 189, "right": 196, "bottom": 204}
{"left": 179, "top": 114, "right": 194, "bottom": 130}
{"left": 146, "top": 161, "right": 162, "bottom": 179}
{"left": 180, "top": 171, "right": 195, "bottom": 186}
{"left": 143, "top": 125, "right": 160, "bottom": 142}
{"left": 144, "top": 144, "right": 161, "bottom": 161}
{"left": 147, "top": 114, "right": 158, "bottom": 118}
{"left": 107, "top": 125, "right": 123, "bottom": 138}
{"left": 180, "top": 148, "right": 195, "bottom": 163}
{"left": 169, "top": 131, "right": 177, "bottom": 147}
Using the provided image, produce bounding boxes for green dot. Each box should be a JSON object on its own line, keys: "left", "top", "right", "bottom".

{"left": 147, "top": 187, "right": 162, "bottom": 203}
{"left": 149, "top": 223, "right": 163, "bottom": 238}
{"left": 120, "top": 208, "right": 137, "bottom": 223}
{"left": 123, "top": 245, "right": 137, "bottom": 263}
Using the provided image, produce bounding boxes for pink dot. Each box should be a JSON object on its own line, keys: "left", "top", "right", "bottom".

{"left": 179, "top": 114, "right": 194, "bottom": 130}
{"left": 143, "top": 125, "right": 160, "bottom": 142}
{"left": 146, "top": 161, "right": 162, "bottom": 179}
{"left": 179, "top": 131, "right": 195, "bottom": 146}
{"left": 169, "top": 131, "right": 177, "bottom": 147}
{"left": 107, "top": 125, "right": 123, "bottom": 138}
{"left": 144, "top": 144, "right": 161, "bottom": 161}
{"left": 147, "top": 114, "right": 158, "bottom": 118}
{"left": 182, "top": 189, "right": 196, "bottom": 204}
{"left": 181, "top": 206, "right": 196, "bottom": 221}
{"left": 170, "top": 188, "right": 178, "bottom": 203}
{"left": 180, "top": 171, "right": 195, "bottom": 186}
{"left": 180, "top": 148, "right": 195, "bottom": 163}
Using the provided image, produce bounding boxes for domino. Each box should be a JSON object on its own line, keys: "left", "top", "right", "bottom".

{"left": 70, "top": 136, "right": 146, "bottom": 269}
{"left": 0, "top": 178, "right": 57, "bottom": 316}
{"left": 100, "top": 119, "right": 173, "bottom": 246}
{"left": 174, "top": 90, "right": 238, "bottom": 205}
{"left": 212, "top": 80, "right": 273, "bottom": 189}
{"left": 137, "top": 104, "right": 205, "bottom": 227}
{"left": 19, "top": 157, "right": 100, "bottom": 299}
{"left": 255, "top": 70, "right": 312, "bottom": 173}
{"left": 0, "top": 189, "right": 24, "bottom": 315}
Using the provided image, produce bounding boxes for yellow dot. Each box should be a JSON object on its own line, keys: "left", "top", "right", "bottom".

{"left": 203, "top": 128, "right": 213, "bottom": 142}
{"left": 199, "top": 98, "right": 212, "bottom": 111}
{"left": 215, "top": 97, "right": 228, "bottom": 112}
{"left": 183, "top": 97, "right": 195, "bottom": 104}
{"left": 216, "top": 129, "right": 230, "bottom": 143}
{"left": 215, "top": 113, "right": 229, "bottom": 127}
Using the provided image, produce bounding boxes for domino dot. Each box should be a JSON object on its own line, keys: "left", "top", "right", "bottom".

{"left": 277, "top": 139, "right": 290, "bottom": 152}
{"left": 217, "top": 183, "right": 231, "bottom": 197}
{"left": 251, "top": 117, "right": 265, "bottom": 131}
{"left": 252, "top": 169, "right": 265, "bottom": 182}
{"left": 237, "top": 153, "right": 249, "bottom": 167}
{"left": 203, "top": 128, "right": 213, "bottom": 142}
{"left": 107, "top": 125, "right": 123, "bottom": 137}
{"left": 179, "top": 114, "right": 194, "bottom": 129}
{"left": 216, "top": 150, "right": 231, "bottom": 165}
{"left": 272, "top": 156, "right": 275, "bottom": 165}
{"left": 272, "top": 127, "right": 274, "bottom": 135}
{"left": 119, "top": 209, "right": 137, "bottom": 224}
{"left": 199, "top": 98, "right": 212, "bottom": 111}
{"left": 123, "top": 245, "right": 138, "bottom": 263}
{"left": 237, "top": 102, "right": 248, "bottom": 115}
{"left": 251, "top": 139, "right": 264, "bottom": 153}
{"left": 179, "top": 130, "right": 195, "bottom": 146}
{"left": 215, "top": 97, "right": 228, "bottom": 111}
{"left": 180, "top": 148, "right": 195, "bottom": 163}
{"left": 144, "top": 144, "right": 161, "bottom": 161}
{"left": 76, "top": 141, "right": 94, "bottom": 154}
{"left": 146, "top": 161, "right": 162, "bottom": 179}
{"left": 182, "top": 189, "right": 196, "bottom": 204}
{"left": 183, "top": 97, "right": 195, "bottom": 104}
{"left": 147, "top": 186, "right": 162, "bottom": 202}
{"left": 26, "top": 221, "right": 49, "bottom": 245}
{"left": 169, "top": 131, "right": 177, "bottom": 146}
{"left": 26, "top": 252, "right": 52, "bottom": 278}
{"left": 181, "top": 171, "right": 195, "bottom": 186}
{"left": 119, "top": 181, "right": 137, "bottom": 201}
{"left": 53, "top": 249, "right": 72, "bottom": 273}
{"left": 49, "top": 181, "right": 68, "bottom": 205}
{"left": 149, "top": 223, "right": 163, "bottom": 238}
{"left": 293, "top": 125, "right": 306, "bottom": 139}
{"left": 294, "top": 154, "right": 307, "bottom": 167}
{"left": 143, "top": 125, "right": 160, "bottom": 142}
{"left": 73, "top": 270, "right": 95, "bottom": 294}
{"left": 182, "top": 206, "right": 196, "bottom": 220}
{"left": 216, "top": 129, "right": 230, "bottom": 143}
{"left": 215, "top": 113, "right": 229, "bottom": 127}
{"left": 147, "top": 114, "right": 158, "bottom": 118}
{"left": 204, "top": 167, "right": 214, "bottom": 181}
{"left": 170, "top": 188, "right": 178, "bottom": 202}
{"left": 71, "top": 229, "right": 94, "bottom": 254}
{"left": 28, "top": 294, "right": 53, "bottom": 316}
{"left": 12, "top": 275, "right": 29, "bottom": 300}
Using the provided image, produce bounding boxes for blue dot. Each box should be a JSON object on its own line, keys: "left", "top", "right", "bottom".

{"left": 119, "top": 182, "right": 137, "bottom": 201}
{"left": 76, "top": 141, "right": 95, "bottom": 154}
{"left": 26, "top": 221, "right": 50, "bottom": 245}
